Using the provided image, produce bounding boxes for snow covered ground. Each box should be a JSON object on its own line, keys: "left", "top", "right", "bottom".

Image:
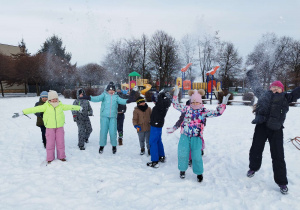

{"left": 0, "top": 96, "right": 300, "bottom": 210}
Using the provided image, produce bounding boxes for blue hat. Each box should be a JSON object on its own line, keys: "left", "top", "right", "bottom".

{"left": 40, "top": 91, "right": 48, "bottom": 98}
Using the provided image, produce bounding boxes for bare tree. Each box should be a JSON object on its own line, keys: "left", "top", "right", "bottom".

{"left": 78, "top": 63, "right": 106, "bottom": 87}
{"left": 0, "top": 53, "right": 14, "bottom": 97}
{"left": 149, "top": 30, "right": 180, "bottom": 89}
{"left": 180, "top": 34, "right": 196, "bottom": 80}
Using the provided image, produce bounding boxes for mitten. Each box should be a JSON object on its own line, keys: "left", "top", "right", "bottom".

{"left": 222, "top": 94, "right": 231, "bottom": 105}
{"left": 12, "top": 111, "right": 23, "bottom": 118}
{"left": 134, "top": 125, "right": 142, "bottom": 132}
{"left": 173, "top": 85, "right": 179, "bottom": 97}
{"left": 166, "top": 127, "right": 176, "bottom": 134}
{"left": 79, "top": 95, "right": 91, "bottom": 100}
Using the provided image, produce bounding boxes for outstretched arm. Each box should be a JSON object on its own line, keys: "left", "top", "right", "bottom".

{"left": 286, "top": 86, "right": 300, "bottom": 103}
{"left": 202, "top": 104, "right": 226, "bottom": 119}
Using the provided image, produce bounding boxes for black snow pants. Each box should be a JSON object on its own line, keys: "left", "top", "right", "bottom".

{"left": 249, "top": 123, "right": 288, "bottom": 185}
{"left": 117, "top": 113, "right": 125, "bottom": 137}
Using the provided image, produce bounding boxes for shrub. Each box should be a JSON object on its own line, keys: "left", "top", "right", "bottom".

{"left": 63, "top": 89, "right": 72, "bottom": 98}
{"left": 243, "top": 92, "right": 255, "bottom": 105}
{"left": 71, "top": 89, "right": 77, "bottom": 99}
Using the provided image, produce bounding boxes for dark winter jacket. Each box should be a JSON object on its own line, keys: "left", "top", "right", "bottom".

{"left": 132, "top": 104, "right": 152, "bottom": 132}
{"left": 116, "top": 91, "right": 127, "bottom": 114}
{"left": 72, "top": 89, "right": 93, "bottom": 120}
{"left": 150, "top": 92, "right": 172, "bottom": 127}
{"left": 35, "top": 98, "right": 46, "bottom": 127}
{"left": 247, "top": 70, "right": 300, "bottom": 130}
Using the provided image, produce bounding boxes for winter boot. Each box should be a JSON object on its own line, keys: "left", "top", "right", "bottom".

{"left": 159, "top": 156, "right": 166, "bottom": 163}
{"left": 279, "top": 185, "right": 288, "bottom": 195}
{"left": 247, "top": 170, "right": 255, "bottom": 178}
{"left": 201, "top": 150, "right": 204, "bottom": 156}
{"left": 188, "top": 159, "right": 192, "bottom": 167}
{"left": 147, "top": 161, "right": 159, "bottom": 168}
{"left": 197, "top": 174, "right": 203, "bottom": 182}
{"left": 99, "top": 146, "right": 104, "bottom": 154}
{"left": 79, "top": 146, "right": 85, "bottom": 150}
{"left": 47, "top": 161, "right": 52, "bottom": 164}
{"left": 118, "top": 138, "right": 123, "bottom": 146}
{"left": 140, "top": 148, "right": 145, "bottom": 155}
{"left": 112, "top": 146, "right": 117, "bottom": 154}
{"left": 180, "top": 171, "right": 185, "bottom": 179}
{"left": 60, "top": 158, "right": 66, "bottom": 162}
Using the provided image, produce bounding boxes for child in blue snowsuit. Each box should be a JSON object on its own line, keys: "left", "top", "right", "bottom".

{"left": 80, "top": 82, "right": 135, "bottom": 154}
{"left": 146, "top": 91, "right": 172, "bottom": 168}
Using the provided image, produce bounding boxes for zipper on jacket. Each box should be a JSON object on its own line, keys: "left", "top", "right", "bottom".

{"left": 54, "top": 107, "right": 57, "bottom": 128}
{"left": 110, "top": 95, "right": 112, "bottom": 117}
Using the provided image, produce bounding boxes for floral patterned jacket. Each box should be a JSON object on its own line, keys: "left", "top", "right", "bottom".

{"left": 172, "top": 96, "right": 226, "bottom": 138}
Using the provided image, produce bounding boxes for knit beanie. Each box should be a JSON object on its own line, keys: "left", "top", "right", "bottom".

{"left": 136, "top": 96, "right": 145, "bottom": 105}
{"left": 270, "top": 81, "right": 284, "bottom": 91}
{"left": 106, "top": 82, "right": 116, "bottom": 91}
{"left": 48, "top": 90, "right": 59, "bottom": 100}
{"left": 40, "top": 91, "right": 48, "bottom": 98}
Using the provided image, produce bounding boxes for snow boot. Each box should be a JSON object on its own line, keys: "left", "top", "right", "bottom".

{"left": 197, "top": 174, "right": 203, "bottom": 182}
{"left": 47, "top": 161, "right": 52, "bottom": 164}
{"left": 99, "top": 146, "right": 104, "bottom": 154}
{"left": 147, "top": 161, "right": 159, "bottom": 168}
{"left": 112, "top": 146, "right": 117, "bottom": 154}
{"left": 159, "top": 156, "right": 166, "bottom": 163}
{"left": 279, "top": 185, "right": 288, "bottom": 195}
{"left": 140, "top": 148, "right": 145, "bottom": 155}
{"left": 118, "top": 138, "right": 123, "bottom": 146}
{"left": 247, "top": 170, "right": 255, "bottom": 178}
{"left": 180, "top": 171, "right": 185, "bottom": 179}
{"left": 188, "top": 159, "right": 192, "bottom": 167}
{"left": 79, "top": 146, "right": 85, "bottom": 150}
{"left": 202, "top": 150, "right": 204, "bottom": 156}
{"left": 60, "top": 158, "right": 66, "bottom": 162}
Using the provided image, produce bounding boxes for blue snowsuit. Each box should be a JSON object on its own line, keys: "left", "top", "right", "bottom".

{"left": 91, "top": 92, "right": 127, "bottom": 147}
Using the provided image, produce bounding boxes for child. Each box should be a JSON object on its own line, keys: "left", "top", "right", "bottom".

{"left": 80, "top": 82, "right": 135, "bottom": 154}
{"left": 132, "top": 96, "right": 152, "bottom": 155}
{"left": 172, "top": 85, "right": 229, "bottom": 182}
{"left": 167, "top": 99, "right": 206, "bottom": 167}
{"left": 246, "top": 70, "right": 300, "bottom": 194}
{"left": 116, "top": 84, "right": 127, "bottom": 146}
{"left": 34, "top": 91, "right": 48, "bottom": 148}
{"left": 12, "top": 90, "right": 82, "bottom": 164}
{"left": 147, "top": 91, "right": 172, "bottom": 168}
{"left": 72, "top": 88, "right": 93, "bottom": 150}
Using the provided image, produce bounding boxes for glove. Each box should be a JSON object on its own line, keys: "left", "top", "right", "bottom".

{"left": 73, "top": 115, "right": 78, "bottom": 122}
{"left": 166, "top": 127, "right": 176, "bottom": 134}
{"left": 134, "top": 125, "right": 142, "bottom": 132}
{"left": 79, "top": 107, "right": 83, "bottom": 113}
{"left": 222, "top": 94, "right": 231, "bottom": 105}
{"left": 12, "top": 111, "right": 23, "bottom": 118}
{"left": 79, "top": 95, "right": 91, "bottom": 100}
{"left": 173, "top": 85, "right": 179, "bottom": 97}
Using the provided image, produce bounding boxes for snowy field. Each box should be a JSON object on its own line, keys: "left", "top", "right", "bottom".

{"left": 0, "top": 96, "right": 300, "bottom": 210}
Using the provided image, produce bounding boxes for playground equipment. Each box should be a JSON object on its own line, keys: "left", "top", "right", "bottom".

{"left": 176, "top": 64, "right": 222, "bottom": 98}
{"left": 121, "top": 71, "right": 152, "bottom": 95}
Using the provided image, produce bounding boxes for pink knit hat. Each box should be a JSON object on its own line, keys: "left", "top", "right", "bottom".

{"left": 270, "top": 81, "right": 284, "bottom": 91}
{"left": 190, "top": 91, "right": 202, "bottom": 104}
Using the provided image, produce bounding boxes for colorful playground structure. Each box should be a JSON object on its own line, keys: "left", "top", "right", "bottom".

{"left": 121, "top": 71, "right": 152, "bottom": 95}
{"left": 176, "top": 64, "right": 222, "bottom": 99}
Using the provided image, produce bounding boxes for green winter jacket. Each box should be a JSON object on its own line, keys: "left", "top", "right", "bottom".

{"left": 23, "top": 101, "right": 81, "bottom": 128}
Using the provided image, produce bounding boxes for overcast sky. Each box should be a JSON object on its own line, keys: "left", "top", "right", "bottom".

{"left": 1, "top": 0, "right": 299, "bottom": 66}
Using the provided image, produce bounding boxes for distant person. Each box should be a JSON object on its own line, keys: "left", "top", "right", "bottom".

{"left": 246, "top": 69, "right": 300, "bottom": 194}
{"left": 12, "top": 90, "right": 82, "bottom": 164}
{"left": 34, "top": 91, "right": 48, "bottom": 148}
{"left": 72, "top": 88, "right": 93, "bottom": 150}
